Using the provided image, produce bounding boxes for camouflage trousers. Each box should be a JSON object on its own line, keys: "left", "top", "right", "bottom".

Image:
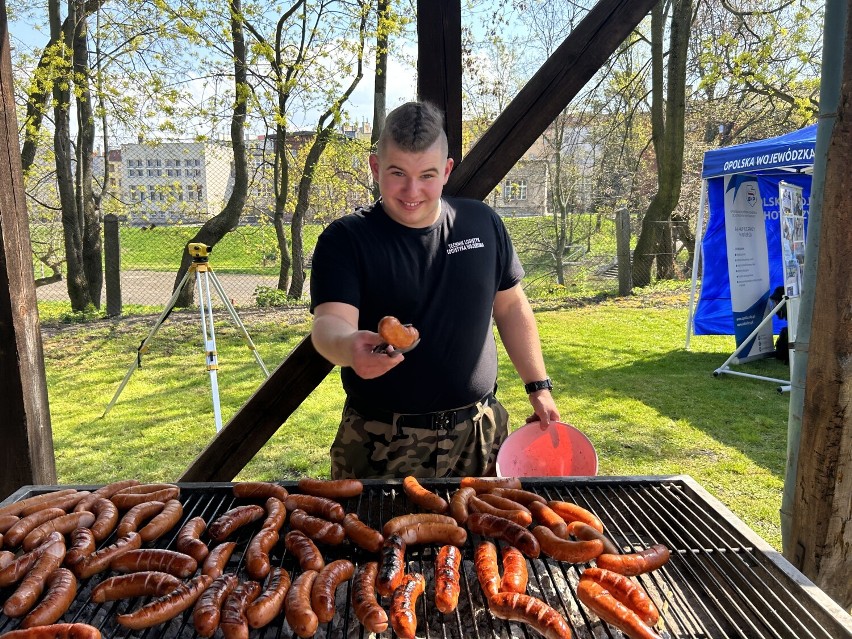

{"left": 330, "top": 396, "right": 509, "bottom": 479}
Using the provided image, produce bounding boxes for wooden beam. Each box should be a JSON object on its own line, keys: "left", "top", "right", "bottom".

{"left": 0, "top": 0, "right": 57, "bottom": 497}
{"left": 178, "top": 335, "right": 334, "bottom": 482}
{"left": 445, "top": 0, "right": 658, "bottom": 199}
{"left": 417, "top": 0, "right": 462, "bottom": 167}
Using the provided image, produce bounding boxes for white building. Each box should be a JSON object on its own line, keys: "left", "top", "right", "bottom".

{"left": 121, "top": 140, "right": 232, "bottom": 225}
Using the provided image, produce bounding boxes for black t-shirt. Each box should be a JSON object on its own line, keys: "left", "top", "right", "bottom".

{"left": 310, "top": 196, "right": 524, "bottom": 413}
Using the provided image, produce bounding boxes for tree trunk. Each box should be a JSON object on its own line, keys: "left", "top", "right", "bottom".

{"left": 371, "top": 0, "right": 389, "bottom": 201}
{"left": 631, "top": 0, "right": 692, "bottom": 287}
{"left": 788, "top": 8, "right": 852, "bottom": 608}
{"left": 51, "top": 0, "right": 91, "bottom": 311}
{"left": 74, "top": 6, "right": 102, "bottom": 308}
{"left": 173, "top": 0, "right": 248, "bottom": 306}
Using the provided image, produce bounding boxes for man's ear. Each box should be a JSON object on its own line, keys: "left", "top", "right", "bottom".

{"left": 369, "top": 154, "right": 380, "bottom": 180}
{"left": 442, "top": 157, "right": 454, "bottom": 183}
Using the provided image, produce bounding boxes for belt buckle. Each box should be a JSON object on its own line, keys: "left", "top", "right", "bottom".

{"left": 433, "top": 411, "right": 454, "bottom": 430}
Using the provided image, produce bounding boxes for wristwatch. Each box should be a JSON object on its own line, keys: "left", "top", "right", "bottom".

{"left": 524, "top": 377, "right": 553, "bottom": 394}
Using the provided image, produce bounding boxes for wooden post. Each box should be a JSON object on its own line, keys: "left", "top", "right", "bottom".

{"left": 789, "top": 5, "right": 852, "bottom": 607}
{"left": 103, "top": 213, "right": 121, "bottom": 316}
{"left": 417, "top": 0, "right": 462, "bottom": 167}
{"left": 0, "top": 1, "right": 57, "bottom": 495}
{"left": 616, "top": 208, "right": 632, "bottom": 295}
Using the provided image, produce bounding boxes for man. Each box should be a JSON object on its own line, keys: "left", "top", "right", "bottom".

{"left": 310, "top": 101, "right": 559, "bottom": 479}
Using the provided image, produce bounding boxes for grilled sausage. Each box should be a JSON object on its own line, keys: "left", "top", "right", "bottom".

{"left": 0, "top": 490, "right": 77, "bottom": 518}
{"left": 499, "top": 545, "right": 528, "bottom": 594}
{"left": 192, "top": 573, "right": 239, "bottom": 637}
{"left": 402, "top": 476, "right": 449, "bottom": 513}
{"left": 311, "top": 559, "right": 355, "bottom": 623}
{"left": 208, "top": 505, "right": 265, "bottom": 542}
{"left": 245, "top": 528, "right": 279, "bottom": 580}
{"left": 0, "top": 623, "right": 102, "bottom": 638}
{"left": 434, "top": 544, "right": 462, "bottom": 613}
{"left": 117, "top": 500, "right": 165, "bottom": 537}
{"left": 487, "top": 487, "right": 547, "bottom": 507}
{"left": 110, "top": 549, "right": 198, "bottom": 578}
{"left": 261, "top": 497, "right": 286, "bottom": 532}
{"left": 595, "top": 544, "right": 671, "bottom": 576}
{"left": 19, "top": 492, "right": 89, "bottom": 517}
{"left": 389, "top": 572, "right": 425, "bottom": 639}
{"left": 567, "top": 520, "right": 619, "bottom": 555}
{"left": 110, "top": 484, "right": 180, "bottom": 510}
{"left": 474, "top": 541, "right": 500, "bottom": 600}
{"left": 0, "top": 549, "right": 14, "bottom": 569}
{"left": 138, "top": 499, "right": 183, "bottom": 542}
{"left": 288, "top": 508, "right": 345, "bottom": 545}
{"left": 529, "top": 501, "right": 570, "bottom": 538}
{"left": 283, "top": 530, "right": 324, "bottom": 572}
{"left": 63, "top": 528, "right": 96, "bottom": 567}
{"left": 582, "top": 567, "right": 660, "bottom": 626}
{"left": 342, "top": 513, "right": 384, "bottom": 553}
{"left": 90, "top": 571, "right": 182, "bottom": 603}
{"left": 576, "top": 576, "right": 662, "bottom": 639}
{"left": 533, "top": 525, "right": 603, "bottom": 564}
{"left": 547, "top": 500, "right": 604, "bottom": 533}
{"left": 297, "top": 478, "right": 363, "bottom": 499}
{"left": 0, "top": 514, "right": 20, "bottom": 533}
{"left": 23, "top": 512, "right": 95, "bottom": 551}
{"left": 76, "top": 497, "right": 118, "bottom": 542}
{"left": 0, "top": 533, "right": 62, "bottom": 588}
{"left": 219, "top": 580, "right": 261, "bottom": 639}
{"left": 116, "top": 574, "right": 212, "bottom": 630}
{"left": 202, "top": 541, "right": 236, "bottom": 579}
{"left": 459, "top": 477, "right": 523, "bottom": 492}
{"left": 4, "top": 534, "right": 66, "bottom": 617}
{"left": 91, "top": 479, "right": 141, "bottom": 500}
{"left": 382, "top": 513, "right": 457, "bottom": 537}
{"left": 466, "top": 512, "right": 540, "bottom": 558}
{"left": 351, "top": 562, "right": 388, "bottom": 633}
{"left": 176, "top": 516, "right": 209, "bottom": 563}
{"left": 4, "top": 508, "right": 66, "bottom": 549}
{"left": 19, "top": 567, "right": 77, "bottom": 628}
{"left": 395, "top": 522, "right": 468, "bottom": 547}
{"left": 488, "top": 591, "right": 572, "bottom": 639}
{"left": 376, "top": 533, "right": 407, "bottom": 597}
{"left": 69, "top": 532, "right": 143, "bottom": 579}
{"left": 469, "top": 496, "right": 533, "bottom": 527}
{"left": 477, "top": 493, "right": 532, "bottom": 513}
{"left": 232, "top": 481, "right": 289, "bottom": 502}
{"left": 246, "top": 567, "right": 291, "bottom": 629}
{"left": 284, "top": 570, "right": 319, "bottom": 639}
{"left": 378, "top": 315, "right": 420, "bottom": 349}
{"left": 284, "top": 494, "right": 345, "bottom": 523}
{"left": 449, "top": 486, "right": 477, "bottom": 525}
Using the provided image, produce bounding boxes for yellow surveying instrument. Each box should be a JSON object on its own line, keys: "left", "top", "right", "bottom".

{"left": 103, "top": 242, "right": 270, "bottom": 431}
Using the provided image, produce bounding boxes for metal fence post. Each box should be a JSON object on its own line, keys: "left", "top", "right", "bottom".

{"left": 616, "top": 207, "right": 632, "bottom": 296}
{"left": 104, "top": 213, "right": 122, "bottom": 316}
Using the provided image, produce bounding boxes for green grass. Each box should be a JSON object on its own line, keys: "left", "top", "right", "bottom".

{"left": 40, "top": 283, "right": 790, "bottom": 550}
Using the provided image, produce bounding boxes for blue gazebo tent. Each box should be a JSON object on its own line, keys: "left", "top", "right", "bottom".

{"left": 686, "top": 124, "right": 816, "bottom": 345}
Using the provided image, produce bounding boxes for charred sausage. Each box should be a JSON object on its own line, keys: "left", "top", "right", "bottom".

{"left": 488, "top": 591, "right": 572, "bottom": 639}
{"left": 19, "top": 567, "right": 77, "bottom": 628}
{"left": 0, "top": 490, "right": 77, "bottom": 518}
{"left": 4, "top": 534, "right": 66, "bottom": 617}
{"left": 219, "top": 580, "right": 261, "bottom": 639}
{"left": 389, "top": 572, "right": 425, "bottom": 639}
{"left": 567, "top": 520, "right": 619, "bottom": 555}
{"left": 261, "top": 497, "right": 286, "bottom": 532}
{"left": 110, "top": 484, "right": 180, "bottom": 510}
{"left": 77, "top": 497, "right": 118, "bottom": 542}
{"left": 4, "top": 508, "right": 66, "bottom": 549}
{"left": 69, "top": 532, "right": 143, "bottom": 580}
{"left": 533, "top": 525, "right": 604, "bottom": 564}
{"left": 351, "top": 562, "right": 388, "bottom": 633}
{"left": 117, "top": 500, "right": 165, "bottom": 537}
{"left": 63, "top": 528, "right": 96, "bottom": 568}
{"left": 110, "top": 549, "right": 198, "bottom": 578}
{"left": 90, "top": 571, "right": 182, "bottom": 603}
{"left": 192, "top": 573, "right": 238, "bottom": 637}
{"left": 466, "top": 512, "right": 540, "bottom": 558}
{"left": 376, "top": 533, "right": 407, "bottom": 597}
{"left": 116, "top": 574, "right": 212, "bottom": 630}
{"left": 469, "top": 496, "right": 533, "bottom": 527}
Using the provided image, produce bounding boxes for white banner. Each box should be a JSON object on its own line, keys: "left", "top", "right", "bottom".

{"left": 724, "top": 175, "right": 774, "bottom": 361}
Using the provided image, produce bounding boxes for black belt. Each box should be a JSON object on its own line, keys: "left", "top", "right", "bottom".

{"left": 346, "top": 391, "right": 496, "bottom": 430}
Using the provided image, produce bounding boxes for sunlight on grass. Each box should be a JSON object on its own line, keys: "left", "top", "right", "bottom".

{"left": 42, "top": 285, "right": 790, "bottom": 550}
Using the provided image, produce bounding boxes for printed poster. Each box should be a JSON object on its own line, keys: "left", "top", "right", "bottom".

{"left": 779, "top": 181, "right": 806, "bottom": 298}
{"left": 724, "top": 174, "right": 775, "bottom": 361}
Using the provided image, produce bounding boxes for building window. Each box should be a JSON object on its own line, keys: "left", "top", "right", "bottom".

{"left": 504, "top": 178, "right": 527, "bottom": 201}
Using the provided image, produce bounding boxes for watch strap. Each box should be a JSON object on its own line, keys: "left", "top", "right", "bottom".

{"left": 524, "top": 378, "right": 553, "bottom": 394}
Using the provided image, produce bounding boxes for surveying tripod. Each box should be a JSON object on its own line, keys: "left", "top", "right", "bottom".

{"left": 103, "top": 243, "right": 270, "bottom": 431}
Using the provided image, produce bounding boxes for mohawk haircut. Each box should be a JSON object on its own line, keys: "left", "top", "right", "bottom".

{"left": 377, "top": 101, "right": 448, "bottom": 155}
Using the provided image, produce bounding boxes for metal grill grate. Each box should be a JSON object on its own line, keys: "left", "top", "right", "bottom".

{"left": 1, "top": 476, "right": 851, "bottom": 638}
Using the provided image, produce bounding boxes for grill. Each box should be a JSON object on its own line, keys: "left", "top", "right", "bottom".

{"left": 2, "top": 475, "right": 851, "bottom": 638}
